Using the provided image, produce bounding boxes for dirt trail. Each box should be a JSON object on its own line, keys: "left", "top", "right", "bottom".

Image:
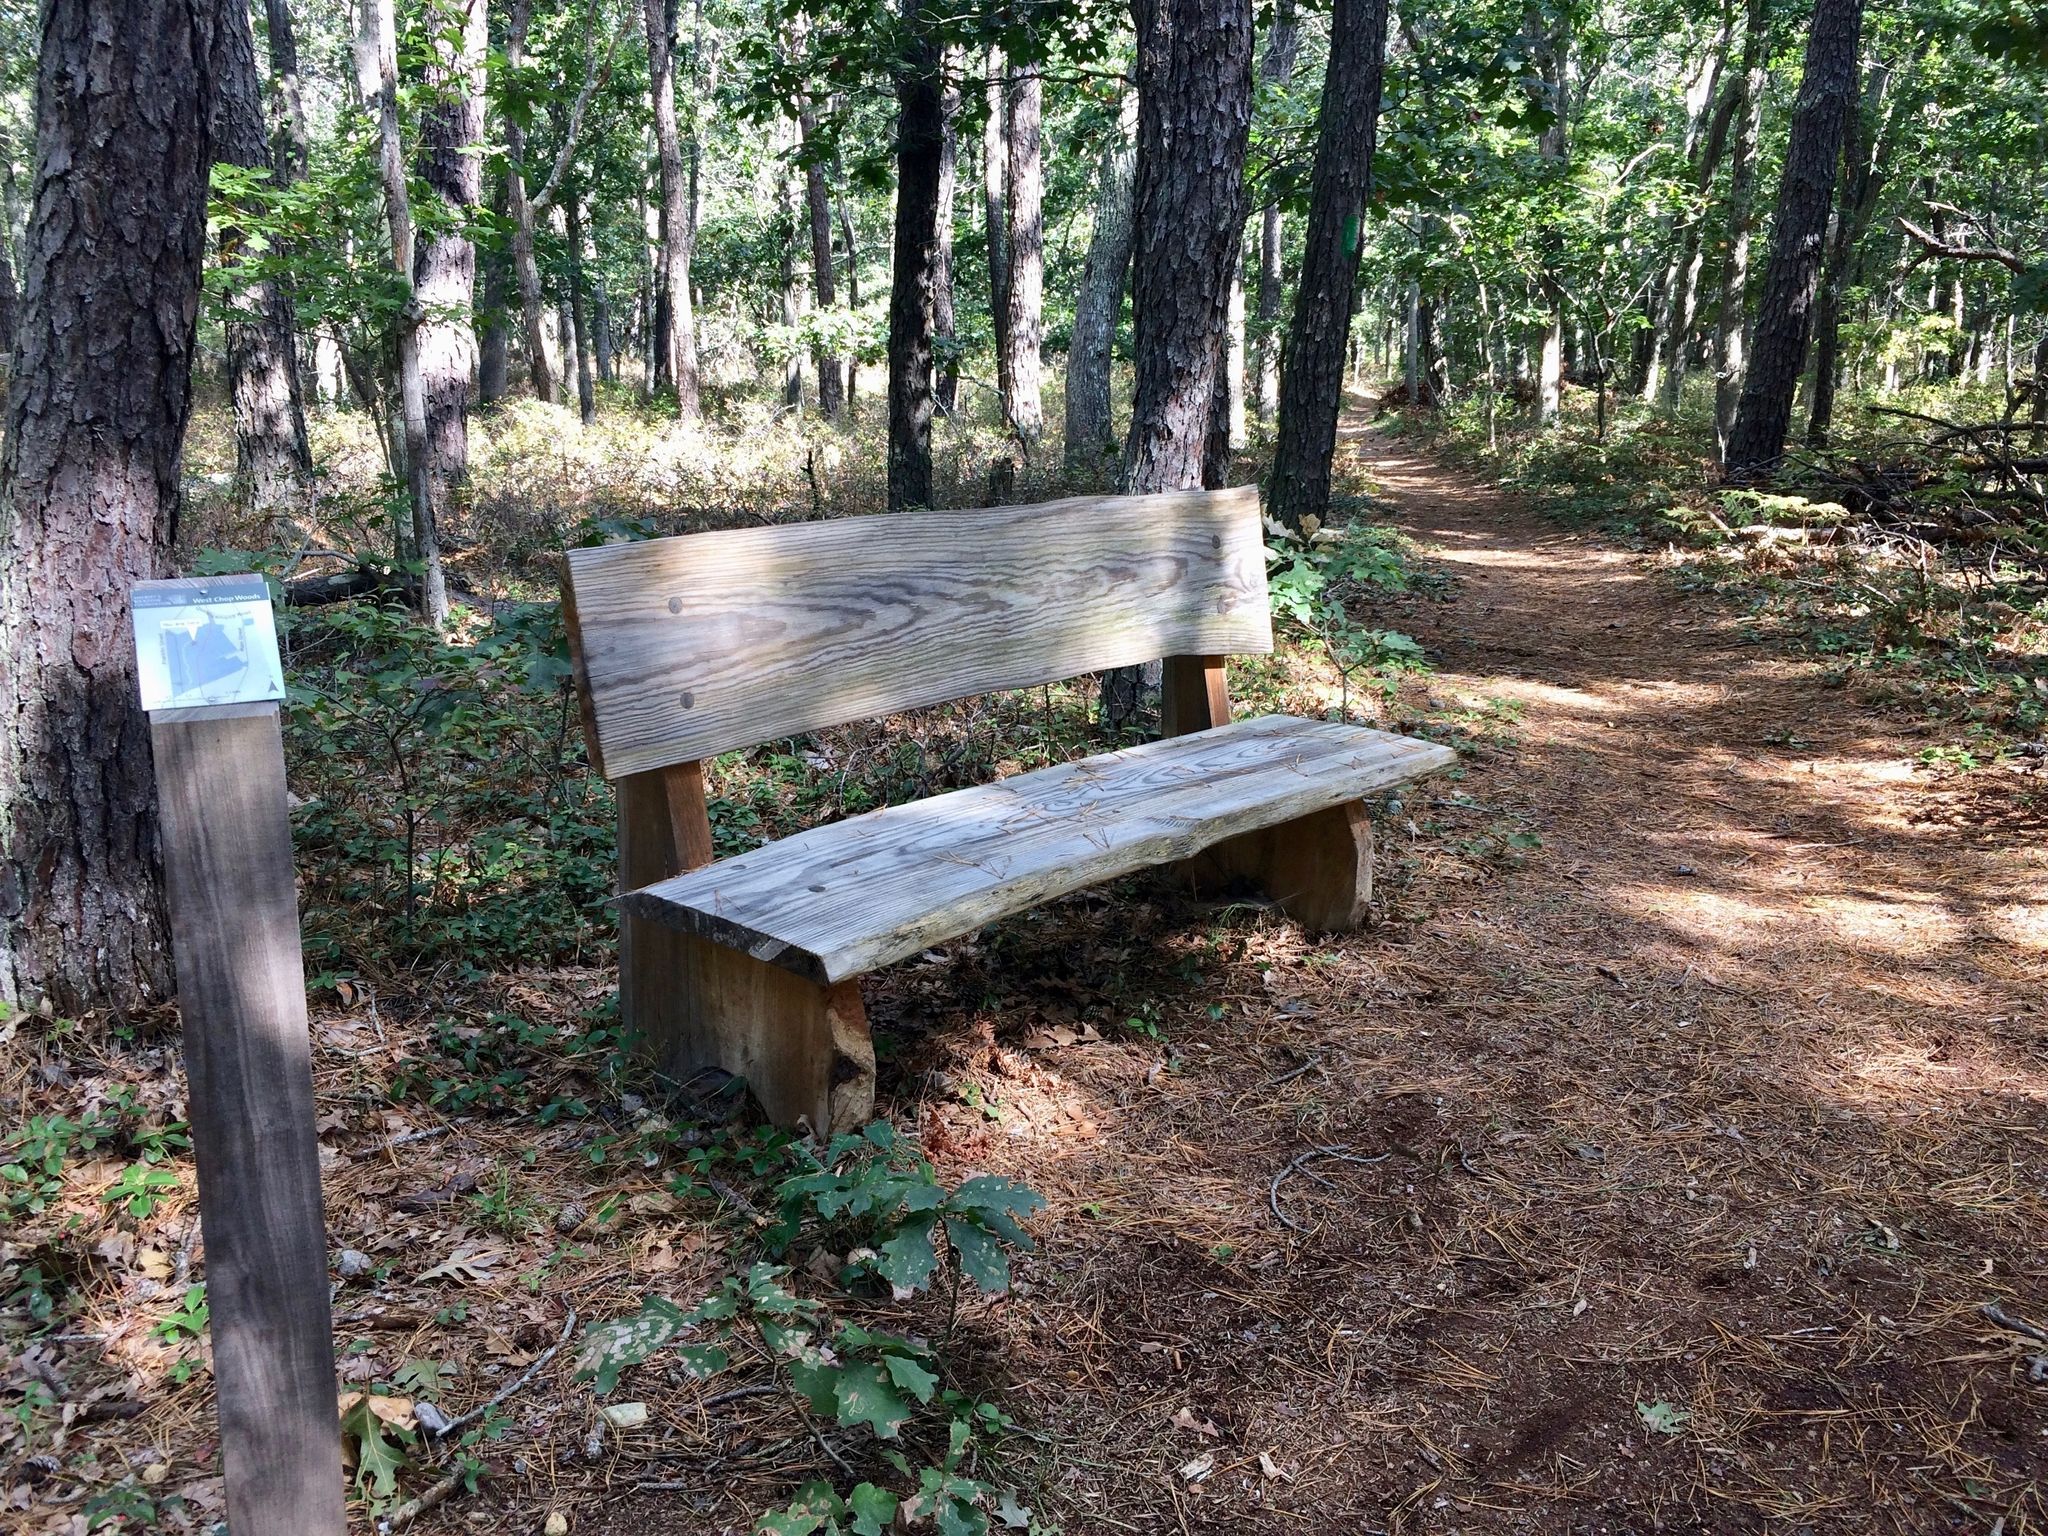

{"left": 969, "top": 417, "right": 2048, "bottom": 1534}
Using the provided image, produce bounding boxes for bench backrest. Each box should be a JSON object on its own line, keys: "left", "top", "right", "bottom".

{"left": 562, "top": 487, "right": 1272, "bottom": 780}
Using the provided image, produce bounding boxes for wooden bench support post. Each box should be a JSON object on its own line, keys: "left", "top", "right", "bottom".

{"left": 1181, "top": 799, "right": 1376, "bottom": 932}
{"left": 618, "top": 765, "right": 876, "bottom": 1133}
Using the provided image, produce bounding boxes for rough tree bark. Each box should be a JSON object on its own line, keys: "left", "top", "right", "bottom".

{"left": 1725, "top": 0, "right": 1865, "bottom": 478}
{"left": 477, "top": 177, "right": 511, "bottom": 405}
{"left": 888, "top": 0, "right": 945, "bottom": 510}
{"left": 934, "top": 53, "right": 962, "bottom": 414}
{"left": 983, "top": 50, "right": 1011, "bottom": 402}
{"left": 1001, "top": 58, "right": 1044, "bottom": 439}
{"left": 1807, "top": 55, "right": 1905, "bottom": 446}
{"left": 0, "top": 0, "right": 220, "bottom": 1013}
{"left": 216, "top": 0, "right": 313, "bottom": 513}
{"left": 799, "top": 104, "right": 845, "bottom": 419}
{"left": 1267, "top": 0, "right": 1389, "bottom": 531}
{"left": 646, "top": 0, "right": 702, "bottom": 418}
{"left": 1121, "top": 0, "right": 1254, "bottom": 492}
{"left": 261, "top": 0, "right": 316, "bottom": 405}
{"left": 1253, "top": 0, "right": 1301, "bottom": 423}
{"left": 1064, "top": 87, "right": 1138, "bottom": 472}
{"left": 1712, "top": 0, "right": 1768, "bottom": 458}
{"left": 416, "top": 0, "right": 487, "bottom": 515}
{"left": 1532, "top": 21, "right": 1568, "bottom": 429}
{"left": 358, "top": 0, "right": 450, "bottom": 628}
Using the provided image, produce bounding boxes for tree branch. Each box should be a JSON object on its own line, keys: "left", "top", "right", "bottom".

{"left": 530, "top": 0, "right": 624, "bottom": 214}
{"left": 1895, "top": 214, "right": 2031, "bottom": 276}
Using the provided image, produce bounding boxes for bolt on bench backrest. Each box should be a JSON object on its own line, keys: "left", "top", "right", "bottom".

{"left": 561, "top": 486, "right": 1273, "bottom": 782}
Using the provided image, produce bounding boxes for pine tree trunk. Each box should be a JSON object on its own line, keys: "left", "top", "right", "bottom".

{"left": 1122, "top": 0, "right": 1254, "bottom": 493}
{"left": 1725, "top": 0, "right": 1864, "bottom": 478}
{"left": 800, "top": 106, "right": 846, "bottom": 420}
{"left": 1253, "top": 0, "right": 1300, "bottom": 423}
{"left": 646, "top": 0, "right": 702, "bottom": 418}
{"left": 262, "top": 0, "right": 317, "bottom": 407}
{"left": 1268, "top": 0, "right": 1387, "bottom": 529}
{"left": 1808, "top": 58, "right": 1899, "bottom": 446}
{"left": 1001, "top": 62, "right": 1044, "bottom": 439}
{"left": 888, "top": 3, "right": 944, "bottom": 511}
{"left": 358, "top": 0, "right": 449, "bottom": 628}
{"left": 1713, "top": 0, "right": 1769, "bottom": 458}
{"left": 934, "top": 55, "right": 962, "bottom": 415}
{"left": 415, "top": 0, "right": 486, "bottom": 516}
{"left": 1063, "top": 88, "right": 1138, "bottom": 473}
{"left": 478, "top": 177, "right": 511, "bottom": 405}
{"left": 216, "top": 0, "right": 312, "bottom": 514}
{"left": 0, "top": 0, "right": 221, "bottom": 1013}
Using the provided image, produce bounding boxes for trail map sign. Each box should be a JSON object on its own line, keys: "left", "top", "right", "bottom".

{"left": 131, "top": 573, "right": 286, "bottom": 712}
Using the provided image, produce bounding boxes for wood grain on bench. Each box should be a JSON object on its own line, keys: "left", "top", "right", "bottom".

{"left": 623, "top": 714, "right": 1456, "bottom": 984}
{"left": 563, "top": 487, "right": 1271, "bottom": 778}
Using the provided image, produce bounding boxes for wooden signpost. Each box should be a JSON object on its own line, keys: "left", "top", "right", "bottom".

{"left": 134, "top": 577, "right": 346, "bottom": 1535}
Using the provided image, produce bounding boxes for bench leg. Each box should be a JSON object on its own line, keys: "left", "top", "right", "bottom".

{"left": 618, "top": 767, "right": 875, "bottom": 1135}
{"left": 626, "top": 927, "right": 876, "bottom": 1135}
{"left": 1180, "top": 799, "right": 1374, "bottom": 932}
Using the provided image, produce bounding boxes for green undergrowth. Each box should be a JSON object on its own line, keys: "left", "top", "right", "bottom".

{"left": 1397, "top": 380, "right": 2048, "bottom": 761}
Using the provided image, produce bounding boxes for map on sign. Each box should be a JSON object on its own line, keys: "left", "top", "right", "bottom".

{"left": 132, "top": 574, "right": 287, "bottom": 713}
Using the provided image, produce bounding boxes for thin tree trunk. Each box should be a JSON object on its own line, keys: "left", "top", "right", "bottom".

{"left": 1269, "top": 0, "right": 1389, "bottom": 530}
{"left": 934, "top": 52, "right": 962, "bottom": 414}
{"left": 838, "top": 194, "right": 861, "bottom": 406}
{"left": 0, "top": 0, "right": 220, "bottom": 1012}
{"left": 1001, "top": 60, "right": 1044, "bottom": 439}
{"left": 216, "top": 0, "right": 312, "bottom": 513}
{"left": 888, "top": 1, "right": 944, "bottom": 510}
{"left": 1726, "top": 0, "right": 1865, "bottom": 477}
{"left": 1713, "top": 0, "right": 1769, "bottom": 458}
{"left": 262, "top": 0, "right": 316, "bottom": 406}
{"left": 357, "top": 0, "right": 449, "bottom": 628}
{"left": 415, "top": 0, "right": 486, "bottom": 520}
{"left": 506, "top": 0, "right": 559, "bottom": 401}
{"left": 983, "top": 49, "right": 1011, "bottom": 405}
{"left": 1064, "top": 87, "right": 1138, "bottom": 472}
{"left": 1254, "top": 0, "right": 1301, "bottom": 423}
{"left": 566, "top": 188, "right": 598, "bottom": 424}
{"left": 799, "top": 105, "right": 845, "bottom": 419}
{"left": 779, "top": 159, "right": 804, "bottom": 411}
{"left": 478, "top": 176, "right": 511, "bottom": 405}
{"left": 646, "top": 0, "right": 702, "bottom": 418}
{"left": 1532, "top": 20, "right": 1567, "bottom": 429}
{"left": 1121, "top": 0, "right": 1254, "bottom": 492}
{"left": 1651, "top": 33, "right": 1739, "bottom": 411}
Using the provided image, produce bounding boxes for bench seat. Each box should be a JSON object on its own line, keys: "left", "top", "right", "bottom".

{"left": 623, "top": 714, "right": 1456, "bottom": 986}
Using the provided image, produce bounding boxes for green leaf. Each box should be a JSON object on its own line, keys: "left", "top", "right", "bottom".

{"left": 874, "top": 1214, "right": 940, "bottom": 1294}
{"left": 881, "top": 1350, "right": 939, "bottom": 1404}
{"left": 674, "top": 1343, "right": 730, "bottom": 1380}
{"left": 847, "top": 1483, "right": 899, "bottom": 1536}
{"left": 340, "top": 1395, "right": 414, "bottom": 1502}
{"left": 572, "top": 1296, "right": 691, "bottom": 1395}
{"left": 830, "top": 1359, "right": 914, "bottom": 1438}
{"left": 1636, "top": 1399, "right": 1690, "bottom": 1435}
{"left": 945, "top": 1217, "right": 1011, "bottom": 1294}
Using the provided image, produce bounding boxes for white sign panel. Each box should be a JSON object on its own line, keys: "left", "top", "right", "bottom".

{"left": 132, "top": 574, "right": 287, "bottom": 713}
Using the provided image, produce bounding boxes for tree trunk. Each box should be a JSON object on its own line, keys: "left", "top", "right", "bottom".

{"left": 1713, "top": 0, "right": 1769, "bottom": 458}
{"left": 934, "top": 53, "right": 962, "bottom": 414}
{"left": 415, "top": 0, "right": 487, "bottom": 518}
{"left": 262, "top": 0, "right": 316, "bottom": 407}
{"left": 1063, "top": 87, "right": 1138, "bottom": 472}
{"left": 1650, "top": 34, "right": 1738, "bottom": 412}
{"left": 983, "top": 49, "right": 1011, "bottom": 405}
{"left": 566, "top": 188, "right": 598, "bottom": 424}
{"left": 0, "top": 0, "right": 221, "bottom": 1013}
{"left": 1122, "top": 0, "right": 1254, "bottom": 493}
{"left": 2032, "top": 329, "right": 2048, "bottom": 454}
{"left": 1253, "top": 0, "right": 1301, "bottom": 423}
{"left": 1532, "top": 21, "right": 1567, "bottom": 429}
{"left": 1001, "top": 61, "right": 1044, "bottom": 439}
{"left": 1808, "top": 57, "right": 1903, "bottom": 445}
{"left": 216, "top": 0, "right": 312, "bottom": 514}
{"left": 778, "top": 161, "right": 804, "bottom": 411}
{"left": 800, "top": 106, "right": 845, "bottom": 420}
{"left": 888, "top": 3, "right": 944, "bottom": 511}
{"left": 478, "top": 176, "right": 511, "bottom": 405}
{"left": 1268, "top": 0, "right": 1388, "bottom": 530}
{"left": 1725, "top": 0, "right": 1864, "bottom": 478}
{"left": 646, "top": 0, "right": 702, "bottom": 418}
{"left": 357, "top": 0, "right": 450, "bottom": 628}
{"left": 505, "top": 0, "right": 560, "bottom": 402}
{"left": 838, "top": 194, "right": 861, "bottom": 405}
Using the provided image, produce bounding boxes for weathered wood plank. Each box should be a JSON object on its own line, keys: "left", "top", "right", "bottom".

{"left": 618, "top": 763, "right": 874, "bottom": 1132}
{"left": 624, "top": 715, "right": 1455, "bottom": 983}
{"left": 562, "top": 487, "right": 1271, "bottom": 778}
{"left": 1182, "top": 799, "right": 1376, "bottom": 931}
{"left": 1160, "top": 654, "right": 1231, "bottom": 736}
{"left": 149, "top": 702, "right": 345, "bottom": 1536}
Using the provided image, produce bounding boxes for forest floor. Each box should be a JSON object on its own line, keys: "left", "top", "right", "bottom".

{"left": 10, "top": 400, "right": 2048, "bottom": 1535}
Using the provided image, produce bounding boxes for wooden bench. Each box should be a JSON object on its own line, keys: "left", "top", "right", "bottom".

{"left": 561, "top": 487, "right": 1456, "bottom": 1134}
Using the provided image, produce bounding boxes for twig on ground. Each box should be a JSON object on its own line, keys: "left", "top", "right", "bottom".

{"left": 1269, "top": 1145, "right": 1393, "bottom": 1231}
{"left": 1266, "top": 1053, "right": 1324, "bottom": 1086}
{"left": 1981, "top": 1301, "right": 2048, "bottom": 1346}
{"left": 377, "top": 1468, "right": 463, "bottom": 1532}
{"left": 431, "top": 1306, "right": 577, "bottom": 1440}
